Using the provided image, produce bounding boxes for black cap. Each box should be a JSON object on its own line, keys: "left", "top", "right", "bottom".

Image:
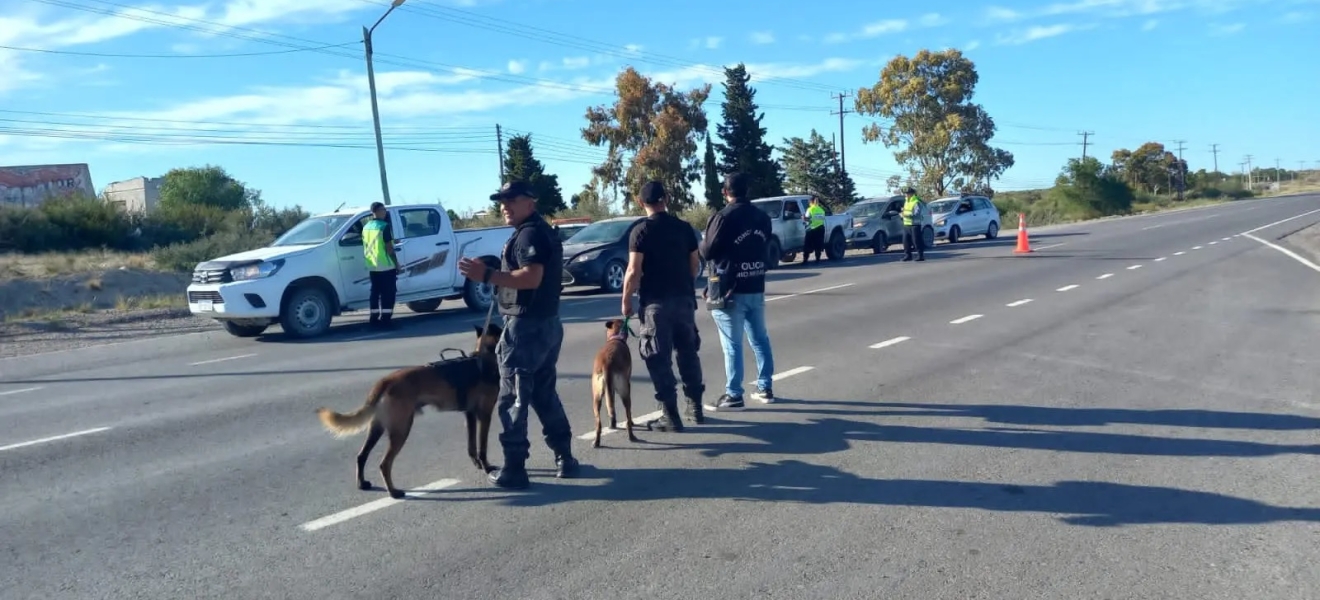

{"left": 903, "top": 187, "right": 917, "bottom": 195}
{"left": 723, "top": 173, "right": 749, "bottom": 198}
{"left": 640, "top": 181, "right": 666, "bottom": 205}
{"left": 370, "top": 201, "right": 385, "bottom": 211}
{"left": 490, "top": 180, "right": 538, "bottom": 201}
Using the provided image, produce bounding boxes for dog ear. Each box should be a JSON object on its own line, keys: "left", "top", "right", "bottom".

{"left": 604, "top": 320, "right": 612, "bottom": 329}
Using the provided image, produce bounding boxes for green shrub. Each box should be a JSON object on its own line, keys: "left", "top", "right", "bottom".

{"left": 151, "top": 229, "right": 279, "bottom": 272}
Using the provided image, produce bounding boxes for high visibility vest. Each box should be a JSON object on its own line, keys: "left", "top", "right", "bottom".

{"left": 902, "top": 196, "right": 923, "bottom": 226}
{"left": 362, "top": 219, "right": 395, "bottom": 270}
{"left": 806, "top": 204, "right": 826, "bottom": 230}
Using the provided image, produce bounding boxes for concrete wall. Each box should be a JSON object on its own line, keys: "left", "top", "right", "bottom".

{"left": 0, "top": 164, "right": 96, "bottom": 208}
{"left": 103, "top": 176, "right": 164, "bottom": 213}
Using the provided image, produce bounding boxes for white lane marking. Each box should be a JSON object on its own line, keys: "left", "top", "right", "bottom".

{"left": 0, "top": 427, "right": 112, "bottom": 453}
{"left": 1127, "top": 265, "right": 1143, "bottom": 270}
{"left": 1057, "top": 284, "right": 1080, "bottom": 292}
{"left": 766, "top": 283, "right": 855, "bottom": 303}
{"left": 1241, "top": 233, "right": 1320, "bottom": 274}
{"left": 1222, "top": 237, "right": 1232, "bottom": 241}
{"left": 1241, "top": 207, "right": 1320, "bottom": 236}
{"left": 765, "top": 366, "right": 815, "bottom": 381}
{"left": 1174, "top": 251, "right": 1186, "bottom": 256}
{"left": 577, "top": 410, "right": 663, "bottom": 440}
{"left": 1096, "top": 273, "right": 1114, "bottom": 280}
{"left": 1192, "top": 246, "right": 1203, "bottom": 250}
{"left": 344, "top": 332, "right": 389, "bottom": 342}
{"left": 1154, "top": 257, "right": 1167, "bottom": 262}
{"left": 1209, "top": 241, "right": 1218, "bottom": 245}
{"left": 1033, "top": 243, "right": 1066, "bottom": 251}
{"left": 0, "top": 386, "right": 43, "bottom": 397}
{"left": 188, "top": 353, "right": 258, "bottom": 366}
{"left": 1006, "top": 299, "right": 1033, "bottom": 307}
{"left": 299, "top": 478, "right": 462, "bottom": 532}
{"left": 949, "top": 314, "right": 983, "bottom": 324}
{"left": 870, "top": 336, "right": 911, "bottom": 349}
{"left": 1140, "top": 212, "right": 1224, "bottom": 231}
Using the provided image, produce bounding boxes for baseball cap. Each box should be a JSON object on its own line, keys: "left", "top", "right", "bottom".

{"left": 640, "top": 181, "right": 666, "bottom": 205}
{"left": 903, "top": 186, "right": 917, "bottom": 195}
{"left": 490, "top": 180, "right": 538, "bottom": 201}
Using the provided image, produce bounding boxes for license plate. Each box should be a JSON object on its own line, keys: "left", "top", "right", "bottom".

{"left": 197, "top": 300, "right": 214, "bottom": 312}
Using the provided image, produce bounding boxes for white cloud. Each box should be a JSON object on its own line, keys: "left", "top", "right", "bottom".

{"left": 1142, "top": 19, "right": 1159, "bottom": 30}
{"left": 919, "top": 13, "right": 951, "bottom": 27}
{"left": 507, "top": 59, "right": 527, "bottom": 74}
{"left": 825, "top": 18, "right": 909, "bottom": 43}
{"left": 965, "top": 40, "right": 982, "bottom": 50}
{"left": 648, "top": 57, "right": 868, "bottom": 90}
{"left": 1209, "top": 22, "right": 1245, "bottom": 34}
{"left": 986, "top": 0, "right": 1265, "bottom": 25}
{"left": 996, "top": 23, "right": 1079, "bottom": 45}
{"left": 750, "top": 31, "right": 776, "bottom": 44}
{"left": 689, "top": 36, "right": 723, "bottom": 50}
{"left": 1281, "top": 11, "right": 1313, "bottom": 24}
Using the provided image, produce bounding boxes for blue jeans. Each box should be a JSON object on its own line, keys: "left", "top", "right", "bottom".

{"left": 710, "top": 293, "right": 774, "bottom": 398}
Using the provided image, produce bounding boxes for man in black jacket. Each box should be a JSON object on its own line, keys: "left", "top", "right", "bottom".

{"left": 699, "top": 173, "right": 777, "bottom": 412}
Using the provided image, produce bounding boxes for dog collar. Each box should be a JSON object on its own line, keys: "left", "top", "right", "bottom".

{"left": 608, "top": 333, "right": 627, "bottom": 342}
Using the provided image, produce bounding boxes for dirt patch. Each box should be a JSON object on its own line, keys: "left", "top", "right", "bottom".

{"left": 0, "top": 267, "right": 190, "bottom": 321}
{"left": 0, "top": 307, "right": 221, "bottom": 359}
{"left": 1281, "top": 221, "right": 1320, "bottom": 265}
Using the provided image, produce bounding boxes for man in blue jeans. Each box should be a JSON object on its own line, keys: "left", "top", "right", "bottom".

{"left": 699, "top": 173, "right": 776, "bottom": 411}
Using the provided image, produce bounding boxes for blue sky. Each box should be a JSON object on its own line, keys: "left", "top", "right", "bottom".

{"left": 1, "top": 0, "right": 1317, "bottom": 217}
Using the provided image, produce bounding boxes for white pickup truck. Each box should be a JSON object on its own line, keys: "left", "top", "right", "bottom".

{"left": 185, "top": 202, "right": 511, "bottom": 339}
{"left": 750, "top": 195, "right": 854, "bottom": 269}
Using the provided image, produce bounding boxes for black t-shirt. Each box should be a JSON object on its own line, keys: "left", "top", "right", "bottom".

{"left": 699, "top": 198, "right": 772, "bottom": 295}
{"left": 628, "top": 212, "right": 699, "bottom": 304}
{"left": 498, "top": 212, "right": 562, "bottom": 317}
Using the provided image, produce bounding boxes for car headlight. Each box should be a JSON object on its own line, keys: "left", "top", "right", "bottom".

{"left": 230, "top": 259, "right": 284, "bottom": 281}
{"left": 572, "top": 250, "right": 602, "bottom": 263}
{"left": 936, "top": 219, "right": 946, "bottom": 227}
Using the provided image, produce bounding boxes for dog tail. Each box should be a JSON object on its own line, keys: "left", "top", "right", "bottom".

{"left": 316, "top": 377, "right": 389, "bottom": 436}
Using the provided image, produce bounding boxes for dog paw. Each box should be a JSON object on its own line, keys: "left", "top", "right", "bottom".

{"left": 592, "top": 439, "right": 601, "bottom": 448}
{"left": 388, "top": 489, "right": 406, "bottom": 500}
{"left": 358, "top": 480, "right": 373, "bottom": 491}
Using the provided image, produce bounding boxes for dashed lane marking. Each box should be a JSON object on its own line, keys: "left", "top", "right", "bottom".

{"left": 1032, "top": 243, "right": 1066, "bottom": 251}
{"left": 189, "top": 353, "right": 258, "bottom": 366}
{"left": 764, "top": 366, "right": 816, "bottom": 381}
{"left": 1174, "top": 251, "right": 1186, "bottom": 256}
{"left": 1096, "top": 273, "right": 1114, "bottom": 280}
{"left": 1192, "top": 246, "right": 1203, "bottom": 250}
{"left": 1127, "top": 265, "right": 1143, "bottom": 270}
{"left": 1154, "top": 257, "right": 1167, "bottom": 262}
{"left": 950, "top": 314, "right": 983, "bottom": 325}
{"left": 766, "top": 283, "right": 856, "bottom": 303}
{"left": 1057, "top": 284, "right": 1080, "bottom": 292}
{"left": 1241, "top": 207, "right": 1320, "bottom": 236}
{"left": 1222, "top": 237, "right": 1232, "bottom": 241}
{"left": 1209, "top": 241, "right": 1219, "bottom": 245}
{"left": 1006, "top": 299, "right": 1033, "bottom": 307}
{"left": 299, "top": 478, "right": 462, "bottom": 532}
{"left": 0, "top": 427, "right": 112, "bottom": 453}
{"left": 870, "top": 336, "right": 911, "bottom": 349}
{"left": 0, "top": 386, "right": 43, "bottom": 397}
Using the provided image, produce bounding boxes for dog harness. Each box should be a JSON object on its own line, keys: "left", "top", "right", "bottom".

{"left": 426, "top": 349, "right": 498, "bottom": 412}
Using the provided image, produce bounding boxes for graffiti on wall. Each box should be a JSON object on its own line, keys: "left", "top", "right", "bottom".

{"left": 0, "top": 164, "right": 96, "bottom": 207}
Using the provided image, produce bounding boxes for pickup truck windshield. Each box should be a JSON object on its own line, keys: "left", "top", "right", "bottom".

{"left": 273, "top": 215, "right": 355, "bottom": 247}
{"left": 568, "top": 219, "right": 635, "bottom": 244}
{"left": 927, "top": 200, "right": 960, "bottom": 214}
{"left": 752, "top": 201, "right": 783, "bottom": 219}
{"left": 850, "top": 202, "right": 886, "bottom": 218}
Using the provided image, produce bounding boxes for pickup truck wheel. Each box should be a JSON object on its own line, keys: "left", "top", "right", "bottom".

{"left": 871, "top": 232, "right": 888, "bottom": 254}
{"left": 766, "top": 240, "right": 781, "bottom": 270}
{"left": 223, "top": 321, "right": 268, "bottom": 338}
{"left": 923, "top": 226, "right": 935, "bottom": 248}
{"left": 826, "top": 230, "right": 846, "bottom": 261}
{"left": 462, "top": 257, "right": 499, "bottom": 311}
{"left": 281, "top": 287, "right": 332, "bottom": 338}
{"left": 406, "top": 299, "right": 442, "bottom": 313}
{"left": 602, "top": 260, "right": 626, "bottom": 294}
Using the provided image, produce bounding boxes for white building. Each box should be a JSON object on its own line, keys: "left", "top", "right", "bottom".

{"left": 103, "top": 176, "right": 164, "bottom": 213}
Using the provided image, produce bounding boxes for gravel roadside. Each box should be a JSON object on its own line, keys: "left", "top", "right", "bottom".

{"left": 0, "top": 308, "right": 221, "bottom": 360}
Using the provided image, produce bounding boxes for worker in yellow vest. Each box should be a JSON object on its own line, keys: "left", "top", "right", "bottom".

{"left": 363, "top": 201, "right": 400, "bottom": 327}
{"left": 900, "top": 187, "right": 926, "bottom": 262}
{"left": 802, "top": 195, "right": 827, "bottom": 264}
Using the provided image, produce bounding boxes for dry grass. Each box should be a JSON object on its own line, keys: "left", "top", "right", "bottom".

{"left": 0, "top": 249, "right": 158, "bottom": 280}
{"left": 114, "top": 293, "right": 186, "bottom": 311}
{"left": 1261, "top": 179, "right": 1320, "bottom": 198}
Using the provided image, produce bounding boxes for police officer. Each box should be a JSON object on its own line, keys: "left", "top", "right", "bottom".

{"left": 363, "top": 201, "right": 399, "bottom": 328}
{"left": 900, "top": 187, "right": 927, "bottom": 262}
{"left": 457, "top": 180, "right": 581, "bottom": 490}
{"left": 802, "top": 195, "right": 827, "bottom": 264}
{"left": 621, "top": 181, "right": 705, "bottom": 431}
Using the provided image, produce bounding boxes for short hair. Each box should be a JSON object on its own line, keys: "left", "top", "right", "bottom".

{"left": 723, "top": 173, "right": 749, "bottom": 198}
{"left": 370, "top": 201, "right": 385, "bottom": 211}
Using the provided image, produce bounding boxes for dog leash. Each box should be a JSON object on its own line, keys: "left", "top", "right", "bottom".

{"left": 472, "top": 278, "right": 499, "bottom": 354}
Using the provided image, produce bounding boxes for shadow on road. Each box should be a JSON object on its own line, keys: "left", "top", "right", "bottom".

{"left": 861, "top": 401, "right": 1320, "bottom": 431}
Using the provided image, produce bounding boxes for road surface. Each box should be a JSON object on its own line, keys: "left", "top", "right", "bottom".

{"left": 2, "top": 196, "right": 1319, "bottom": 600}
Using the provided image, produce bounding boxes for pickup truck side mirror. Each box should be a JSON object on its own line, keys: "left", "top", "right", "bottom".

{"left": 339, "top": 233, "right": 362, "bottom": 247}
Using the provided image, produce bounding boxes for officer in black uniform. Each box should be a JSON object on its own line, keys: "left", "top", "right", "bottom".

{"left": 458, "top": 180, "right": 581, "bottom": 489}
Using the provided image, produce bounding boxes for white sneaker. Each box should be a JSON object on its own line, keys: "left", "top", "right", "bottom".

{"left": 751, "top": 388, "right": 774, "bottom": 404}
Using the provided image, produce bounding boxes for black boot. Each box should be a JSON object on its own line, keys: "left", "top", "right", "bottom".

{"left": 554, "top": 452, "right": 580, "bottom": 479}
{"left": 682, "top": 387, "right": 705, "bottom": 424}
{"left": 646, "top": 399, "right": 685, "bottom": 432}
{"left": 487, "top": 462, "right": 530, "bottom": 489}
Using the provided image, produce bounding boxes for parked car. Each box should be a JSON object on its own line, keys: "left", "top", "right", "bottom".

{"left": 185, "top": 203, "right": 509, "bottom": 339}
{"left": 560, "top": 216, "right": 707, "bottom": 293}
{"left": 750, "top": 195, "right": 854, "bottom": 269}
{"left": 845, "top": 195, "right": 935, "bottom": 254}
{"left": 929, "top": 194, "right": 1001, "bottom": 243}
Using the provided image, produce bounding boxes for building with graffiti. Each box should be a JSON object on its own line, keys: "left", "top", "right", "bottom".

{"left": 0, "top": 163, "right": 96, "bottom": 208}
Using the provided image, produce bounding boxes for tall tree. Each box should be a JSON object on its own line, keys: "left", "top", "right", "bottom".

{"left": 1051, "top": 155, "right": 1135, "bottom": 217}
{"left": 582, "top": 66, "right": 711, "bottom": 210}
{"left": 779, "top": 129, "right": 856, "bottom": 209}
{"left": 702, "top": 135, "right": 723, "bottom": 209}
{"left": 714, "top": 63, "right": 784, "bottom": 198}
{"left": 499, "top": 134, "right": 566, "bottom": 215}
{"left": 158, "top": 165, "right": 257, "bottom": 211}
{"left": 854, "top": 49, "right": 1014, "bottom": 196}
{"left": 1110, "top": 142, "right": 1183, "bottom": 194}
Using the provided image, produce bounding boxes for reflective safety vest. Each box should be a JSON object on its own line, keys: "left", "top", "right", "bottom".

{"left": 902, "top": 196, "right": 923, "bottom": 226}
{"left": 806, "top": 204, "right": 826, "bottom": 230}
{"left": 362, "top": 218, "right": 395, "bottom": 271}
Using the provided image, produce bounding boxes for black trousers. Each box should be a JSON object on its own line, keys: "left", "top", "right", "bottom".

{"left": 638, "top": 296, "right": 705, "bottom": 406}
{"left": 804, "top": 226, "right": 826, "bottom": 260}
{"left": 902, "top": 225, "right": 926, "bottom": 259}
{"left": 368, "top": 269, "right": 397, "bottom": 322}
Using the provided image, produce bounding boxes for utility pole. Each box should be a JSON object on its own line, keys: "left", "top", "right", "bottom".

{"left": 363, "top": 0, "right": 407, "bottom": 206}
{"left": 1275, "top": 158, "right": 1281, "bottom": 186}
{"left": 1244, "top": 155, "right": 1254, "bottom": 191}
{"left": 1209, "top": 143, "right": 1220, "bottom": 177}
{"left": 1173, "top": 140, "right": 1187, "bottom": 200}
{"left": 1078, "top": 131, "right": 1093, "bottom": 159}
{"left": 1299, "top": 161, "right": 1306, "bottom": 180}
{"left": 495, "top": 124, "right": 506, "bottom": 181}
{"left": 830, "top": 92, "right": 852, "bottom": 174}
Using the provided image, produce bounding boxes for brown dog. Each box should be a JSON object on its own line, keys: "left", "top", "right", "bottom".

{"left": 315, "top": 323, "right": 502, "bottom": 499}
{"left": 592, "top": 318, "right": 639, "bottom": 448}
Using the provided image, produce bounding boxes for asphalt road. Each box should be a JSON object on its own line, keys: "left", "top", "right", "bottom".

{"left": 3, "top": 196, "right": 1319, "bottom": 599}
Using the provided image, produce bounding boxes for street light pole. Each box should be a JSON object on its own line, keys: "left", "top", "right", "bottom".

{"left": 363, "top": 0, "right": 406, "bottom": 206}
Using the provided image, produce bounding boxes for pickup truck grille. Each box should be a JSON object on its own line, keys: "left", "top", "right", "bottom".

{"left": 192, "top": 269, "right": 231, "bottom": 284}
{"left": 188, "top": 291, "right": 224, "bottom": 304}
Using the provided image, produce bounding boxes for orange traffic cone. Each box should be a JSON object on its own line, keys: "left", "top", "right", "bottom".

{"left": 1013, "top": 212, "right": 1033, "bottom": 254}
